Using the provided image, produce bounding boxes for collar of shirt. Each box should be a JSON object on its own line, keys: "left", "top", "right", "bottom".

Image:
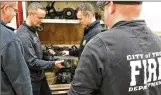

{"left": 112, "top": 20, "right": 146, "bottom": 29}
{"left": 84, "top": 20, "right": 100, "bottom": 35}
{"left": 23, "top": 22, "right": 39, "bottom": 37}
{"left": 23, "top": 22, "right": 37, "bottom": 33}
{"left": 0, "top": 20, "right": 16, "bottom": 31}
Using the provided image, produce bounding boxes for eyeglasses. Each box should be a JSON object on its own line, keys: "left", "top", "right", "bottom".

{"left": 1, "top": 5, "right": 18, "bottom": 14}
{"left": 8, "top": 6, "right": 19, "bottom": 14}
{"left": 99, "top": 2, "right": 109, "bottom": 11}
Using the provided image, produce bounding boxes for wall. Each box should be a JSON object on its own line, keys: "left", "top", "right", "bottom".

{"left": 37, "top": 1, "right": 98, "bottom": 45}
{"left": 39, "top": 23, "right": 83, "bottom": 45}
{"left": 139, "top": 2, "right": 161, "bottom": 35}
{"left": 7, "top": 16, "right": 17, "bottom": 29}
{"left": 23, "top": 1, "right": 161, "bottom": 45}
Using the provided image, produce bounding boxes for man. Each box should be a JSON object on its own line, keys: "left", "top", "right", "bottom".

{"left": 0, "top": 2, "right": 33, "bottom": 95}
{"left": 68, "top": 1, "right": 161, "bottom": 95}
{"left": 16, "top": 2, "right": 64, "bottom": 95}
{"left": 61, "top": 3, "right": 104, "bottom": 58}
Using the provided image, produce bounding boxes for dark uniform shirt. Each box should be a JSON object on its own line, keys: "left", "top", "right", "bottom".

{"left": 69, "top": 20, "right": 161, "bottom": 95}
{"left": 1, "top": 20, "right": 32, "bottom": 95}
{"left": 17, "top": 23, "right": 55, "bottom": 81}
{"left": 69, "top": 20, "right": 104, "bottom": 58}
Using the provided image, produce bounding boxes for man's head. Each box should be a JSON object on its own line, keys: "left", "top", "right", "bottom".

{"left": 1, "top": 2, "right": 18, "bottom": 23}
{"left": 97, "top": 1, "right": 142, "bottom": 29}
{"left": 76, "top": 3, "right": 96, "bottom": 28}
{"left": 27, "top": 2, "right": 46, "bottom": 27}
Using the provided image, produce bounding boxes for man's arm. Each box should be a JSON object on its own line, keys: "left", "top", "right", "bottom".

{"left": 18, "top": 34, "right": 56, "bottom": 70}
{"left": 2, "top": 40, "right": 32, "bottom": 95}
{"left": 68, "top": 37, "right": 106, "bottom": 95}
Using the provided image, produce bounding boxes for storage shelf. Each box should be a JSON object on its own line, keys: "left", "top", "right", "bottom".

{"left": 42, "top": 19, "right": 79, "bottom": 24}
{"left": 55, "top": 56, "right": 78, "bottom": 60}
{"left": 22, "top": 2, "right": 105, "bottom": 24}
{"left": 50, "top": 84, "right": 70, "bottom": 91}
{"left": 50, "top": 84, "right": 70, "bottom": 95}
{"left": 42, "top": 19, "right": 104, "bottom": 24}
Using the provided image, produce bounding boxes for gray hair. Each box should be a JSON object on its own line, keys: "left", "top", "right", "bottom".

{"left": 27, "top": 2, "right": 45, "bottom": 13}
{"left": 76, "top": 3, "right": 95, "bottom": 16}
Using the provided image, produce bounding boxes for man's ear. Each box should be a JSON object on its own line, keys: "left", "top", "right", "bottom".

{"left": 87, "top": 11, "right": 92, "bottom": 19}
{"left": 28, "top": 11, "right": 32, "bottom": 16}
{"left": 3, "top": 5, "right": 9, "bottom": 14}
{"left": 108, "top": 1, "right": 116, "bottom": 14}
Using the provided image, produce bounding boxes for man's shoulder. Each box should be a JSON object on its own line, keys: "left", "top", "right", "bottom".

{"left": 96, "top": 27, "right": 131, "bottom": 40}
{"left": 17, "top": 25, "right": 30, "bottom": 38}
{"left": 88, "top": 24, "right": 103, "bottom": 38}
{"left": 93, "top": 23, "right": 104, "bottom": 32}
{"left": 1, "top": 24, "right": 20, "bottom": 41}
{"left": 17, "top": 24, "right": 27, "bottom": 33}
{"left": 87, "top": 28, "right": 124, "bottom": 48}
{"left": 1, "top": 24, "right": 20, "bottom": 50}
{"left": 96, "top": 29, "right": 117, "bottom": 40}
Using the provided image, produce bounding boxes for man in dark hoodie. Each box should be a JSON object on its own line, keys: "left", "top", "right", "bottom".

{"left": 61, "top": 3, "right": 104, "bottom": 58}
{"left": 1, "top": 1, "right": 33, "bottom": 95}
{"left": 16, "top": 2, "right": 64, "bottom": 95}
{"left": 68, "top": 1, "right": 161, "bottom": 95}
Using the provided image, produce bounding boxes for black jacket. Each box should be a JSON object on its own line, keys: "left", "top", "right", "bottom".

{"left": 69, "top": 20, "right": 104, "bottom": 58}
{"left": 68, "top": 20, "right": 161, "bottom": 95}
{"left": 17, "top": 23, "right": 56, "bottom": 81}
{"left": 0, "top": 21, "right": 32, "bottom": 95}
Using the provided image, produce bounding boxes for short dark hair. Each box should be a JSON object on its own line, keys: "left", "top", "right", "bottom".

{"left": 76, "top": 3, "right": 95, "bottom": 16}
{"left": 27, "top": 2, "right": 45, "bottom": 13}
{"left": 97, "top": 1, "right": 142, "bottom": 7}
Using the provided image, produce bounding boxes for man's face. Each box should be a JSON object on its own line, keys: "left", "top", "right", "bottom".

{"left": 77, "top": 11, "right": 90, "bottom": 28}
{"left": 2, "top": 2, "right": 18, "bottom": 23}
{"left": 29, "top": 9, "right": 46, "bottom": 27}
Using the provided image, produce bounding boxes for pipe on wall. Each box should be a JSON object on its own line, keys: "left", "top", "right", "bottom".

{"left": 16, "top": 1, "right": 23, "bottom": 28}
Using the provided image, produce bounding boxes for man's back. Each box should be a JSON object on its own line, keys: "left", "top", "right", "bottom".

{"left": 97, "top": 20, "right": 161, "bottom": 95}
{"left": 69, "top": 20, "right": 161, "bottom": 95}
{"left": 0, "top": 21, "right": 32, "bottom": 95}
{"left": 78, "top": 20, "right": 103, "bottom": 57}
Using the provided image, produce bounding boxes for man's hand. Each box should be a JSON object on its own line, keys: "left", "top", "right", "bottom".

{"left": 61, "top": 50, "right": 69, "bottom": 56}
{"left": 48, "top": 49, "right": 55, "bottom": 55}
{"left": 55, "top": 60, "right": 65, "bottom": 68}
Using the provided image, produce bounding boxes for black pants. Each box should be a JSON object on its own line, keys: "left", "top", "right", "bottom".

{"left": 32, "top": 78, "right": 52, "bottom": 95}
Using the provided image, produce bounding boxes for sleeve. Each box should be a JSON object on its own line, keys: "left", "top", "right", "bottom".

{"left": 68, "top": 37, "right": 106, "bottom": 95}
{"left": 2, "top": 40, "right": 33, "bottom": 95}
{"left": 19, "top": 34, "right": 55, "bottom": 70}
